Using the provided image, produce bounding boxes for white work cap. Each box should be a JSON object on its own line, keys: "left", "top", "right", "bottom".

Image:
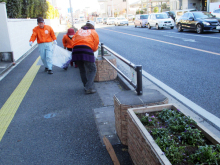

{"left": 87, "top": 20, "right": 95, "bottom": 27}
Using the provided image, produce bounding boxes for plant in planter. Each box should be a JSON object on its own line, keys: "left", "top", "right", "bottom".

{"left": 137, "top": 108, "right": 220, "bottom": 165}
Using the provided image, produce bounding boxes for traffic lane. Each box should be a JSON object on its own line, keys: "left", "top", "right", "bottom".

{"left": 104, "top": 25, "right": 220, "bottom": 54}
{"left": 96, "top": 28, "right": 220, "bottom": 118}
{"left": 99, "top": 25, "right": 220, "bottom": 55}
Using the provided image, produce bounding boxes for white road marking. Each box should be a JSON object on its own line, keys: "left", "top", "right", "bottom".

{"left": 102, "top": 29, "right": 220, "bottom": 56}
{"left": 164, "top": 35, "right": 196, "bottom": 42}
{"left": 160, "top": 31, "right": 220, "bottom": 39}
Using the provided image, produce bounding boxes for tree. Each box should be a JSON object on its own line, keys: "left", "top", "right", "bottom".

{"left": 154, "top": 7, "right": 159, "bottom": 13}
{"left": 1, "top": 0, "right": 23, "bottom": 18}
{"left": 161, "top": 3, "right": 167, "bottom": 12}
{"left": 1, "top": 0, "right": 48, "bottom": 18}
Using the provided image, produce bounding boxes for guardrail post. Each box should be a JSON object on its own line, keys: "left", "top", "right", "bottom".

{"left": 136, "top": 65, "right": 142, "bottom": 95}
{"left": 101, "top": 43, "right": 104, "bottom": 59}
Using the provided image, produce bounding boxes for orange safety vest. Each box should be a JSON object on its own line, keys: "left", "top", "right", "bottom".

{"left": 72, "top": 29, "right": 99, "bottom": 52}
{"left": 62, "top": 34, "right": 74, "bottom": 48}
{"left": 29, "top": 25, "right": 56, "bottom": 44}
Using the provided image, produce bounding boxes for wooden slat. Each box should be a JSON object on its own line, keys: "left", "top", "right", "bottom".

{"left": 103, "top": 136, "right": 120, "bottom": 165}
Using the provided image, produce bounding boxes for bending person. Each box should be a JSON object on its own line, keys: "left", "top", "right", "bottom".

{"left": 71, "top": 21, "right": 99, "bottom": 94}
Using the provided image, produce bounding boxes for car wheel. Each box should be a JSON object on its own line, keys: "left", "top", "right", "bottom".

{"left": 127, "top": 24, "right": 128, "bottom": 26}
{"left": 156, "top": 24, "right": 160, "bottom": 30}
{"left": 196, "top": 24, "right": 203, "bottom": 34}
{"left": 141, "top": 23, "right": 143, "bottom": 28}
{"left": 148, "top": 23, "right": 151, "bottom": 29}
{"left": 177, "top": 24, "right": 183, "bottom": 32}
{"left": 135, "top": 24, "right": 137, "bottom": 28}
{"left": 219, "top": 30, "right": 220, "bottom": 33}
{"left": 171, "top": 26, "right": 174, "bottom": 29}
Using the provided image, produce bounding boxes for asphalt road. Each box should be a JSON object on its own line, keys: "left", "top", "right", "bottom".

{"left": 95, "top": 23, "right": 220, "bottom": 119}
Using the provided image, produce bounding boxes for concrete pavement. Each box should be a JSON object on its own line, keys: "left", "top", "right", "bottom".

{"left": 0, "top": 24, "right": 133, "bottom": 165}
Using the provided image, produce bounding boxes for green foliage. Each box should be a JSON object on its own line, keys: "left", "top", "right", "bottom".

{"left": 141, "top": 115, "right": 157, "bottom": 126}
{"left": 154, "top": 7, "right": 159, "bottom": 13}
{"left": 136, "top": 9, "right": 143, "bottom": 14}
{"left": 161, "top": 3, "right": 167, "bottom": 9}
{"left": 2, "top": 0, "right": 58, "bottom": 19}
{"left": 181, "top": 127, "right": 205, "bottom": 146}
{"left": 150, "top": 128, "right": 169, "bottom": 139}
{"left": 45, "top": 1, "right": 59, "bottom": 19}
{"left": 164, "top": 146, "right": 186, "bottom": 164}
{"left": 189, "top": 145, "right": 220, "bottom": 164}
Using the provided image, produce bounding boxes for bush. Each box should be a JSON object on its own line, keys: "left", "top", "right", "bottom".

{"left": 0, "top": 0, "right": 58, "bottom": 19}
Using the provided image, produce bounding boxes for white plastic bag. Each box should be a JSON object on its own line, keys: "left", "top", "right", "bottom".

{"left": 52, "top": 45, "right": 72, "bottom": 68}
{"left": 94, "top": 50, "right": 98, "bottom": 59}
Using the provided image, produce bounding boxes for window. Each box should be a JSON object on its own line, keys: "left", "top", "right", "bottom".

{"left": 155, "top": 14, "right": 168, "bottom": 19}
{"left": 177, "top": 11, "right": 184, "bottom": 16}
{"left": 188, "top": 13, "right": 193, "bottom": 18}
{"left": 193, "top": 12, "right": 213, "bottom": 19}
{"left": 214, "top": 9, "right": 220, "bottom": 13}
{"left": 182, "top": 13, "right": 188, "bottom": 18}
{"left": 140, "top": 15, "right": 148, "bottom": 19}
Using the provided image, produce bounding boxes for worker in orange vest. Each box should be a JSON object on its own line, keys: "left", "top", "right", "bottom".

{"left": 29, "top": 17, "right": 57, "bottom": 74}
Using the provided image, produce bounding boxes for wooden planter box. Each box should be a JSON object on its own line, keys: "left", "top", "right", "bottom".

{"left": 127, "top": 104, "right": 220, "bottom": 165}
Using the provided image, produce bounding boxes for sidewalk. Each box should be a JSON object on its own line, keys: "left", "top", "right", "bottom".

{"left": 0, "top": 29, "right": 133, "bottom": 164}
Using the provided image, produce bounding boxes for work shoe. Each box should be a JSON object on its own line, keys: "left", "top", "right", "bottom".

{"left": 48, "top": 70, "right": 53, "bottom": 74}
{"left": 45, "top": 68, "right": 48, "bottom": 72}
{"left": 85, "top": 89, "right": 96, "bottom": 94}
{"left": 63, "top": 67, "right": 68, "bottom": 70}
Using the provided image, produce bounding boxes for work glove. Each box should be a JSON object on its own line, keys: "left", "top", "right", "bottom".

{"left": 53, "top": 40, "right": 57, "bottom": 44}
{"left": 29, "top": 41, "right": 33, "bottom": 46}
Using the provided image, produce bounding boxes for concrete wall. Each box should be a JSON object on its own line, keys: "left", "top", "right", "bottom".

{"left": 0, "top": 3, "right": 12, "bottom": 52}
{"left": 0, "top": 2, "right": 59, "bottom": 61}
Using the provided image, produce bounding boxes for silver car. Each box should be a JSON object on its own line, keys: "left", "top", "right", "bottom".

{"left": 106, "top": 17, "right": 116, "bottom": 25}
{"left": 115, "top": 17, "right": 129, "bottom": 26}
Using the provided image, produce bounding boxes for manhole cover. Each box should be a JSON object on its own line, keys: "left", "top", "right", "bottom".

{"left": 44, "top": 113, "right": 56, "bottom": 119}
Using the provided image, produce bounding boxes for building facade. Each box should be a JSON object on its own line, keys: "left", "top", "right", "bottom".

{"left": 98, "top": 0, "right": 131, "bottom": 17}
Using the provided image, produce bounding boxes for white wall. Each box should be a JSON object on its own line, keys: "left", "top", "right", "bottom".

{"left": 210, "top": 2, "right": 220, "bottom": 11}
{"left": 182, "top": 0, "right": 189, "bottom": 9}
{"left": 0, "top": 2, "right": 59, "bottom": 61}
{"left": 0, "top": 3, "right": 12, "bottom": 52}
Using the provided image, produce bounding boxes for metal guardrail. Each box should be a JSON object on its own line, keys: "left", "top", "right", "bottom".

{"left": 99, "top": 42, "right": 143, "bottom": 95}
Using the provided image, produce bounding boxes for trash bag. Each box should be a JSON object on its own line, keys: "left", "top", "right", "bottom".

{"left": 52, "top": 45, "right": 72, "bottom": 69}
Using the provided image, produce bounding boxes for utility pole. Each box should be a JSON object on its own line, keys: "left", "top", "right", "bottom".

{"left": 126, "top": 0, "right": 128, "bottom": 19}
{"left": 69, "top": 0, "right": 74, "bottom": 27}
{"left": 111, "top": 0, "right": 113, "bottom": 17}
{"left": 207, "top": 0, "right": 210, "bottom": 12}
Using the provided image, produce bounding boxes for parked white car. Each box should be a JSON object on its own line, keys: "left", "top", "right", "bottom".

{"left": 127, "top": 14, "right": 135, "bottom": 21}
{"left": 211, "top": 8, "right": 220, "bottom": 18}
{"left": 106, "top": 17, "right": 116, "bottom": 25}
{"left": 115, "top": 17, "right": 129, "bottom": 26}
{"left": 134, "top": 14, "right": 149, "bottom": 28}
{"left": 148, "top": 13, "right": 175, "bottom": 29}
{"left": 95, "top": 17, "right": 103, "bottom": 23}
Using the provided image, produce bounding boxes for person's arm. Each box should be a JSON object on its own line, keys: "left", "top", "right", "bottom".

{"left": 62, "top": 35, "right": 67, "bottom": 49}
{"left": 29, "top": 28, "right": 37, "bottom": 43}
{"left": 91, "top": 31, "right": 99, "bottom": 52}
{"left": 50, "top": 26, "right": 57, "bottom": 41}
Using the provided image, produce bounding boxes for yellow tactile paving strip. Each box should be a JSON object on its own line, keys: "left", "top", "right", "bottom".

{"left": 0, "top": 56, "right": 41, "bottom": 142}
